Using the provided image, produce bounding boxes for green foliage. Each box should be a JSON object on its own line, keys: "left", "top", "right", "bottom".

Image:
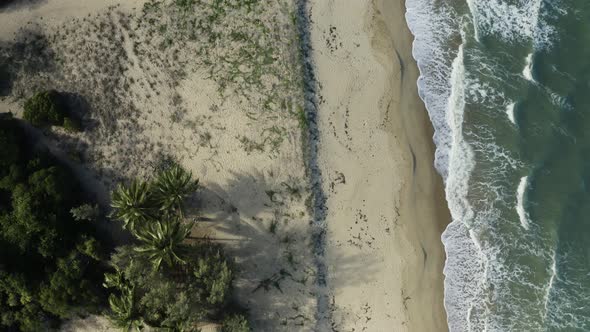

{"left": 63, "top": 116, "right": 82, "bottom": 133}
{"left": 76, "top": 235, "right": 103, "bottom": 261}
{"left": 106, "top": 163, "right": 240, "bottom": 331}
{"left": 107, "top": 243, "right": 234, "bottom": 331}
{"left": 38, "top": 251, "right": 102, "bottom": 318}
{"left": 192, "top": 245, "right": 233, "bottom": 306}
{"left": 107, "top": 247, "right": 197, "bottom": 330}
{"left": 133, "top": 217, "right": 191, "bottom": 270}
{"left": 5, "top": 165, "right": 77, "bottom": 257}
{"left": 23, "top": 90, "right": 66, "bottom": 127}
{"left": 108, "top": 287, "right": 144, "bottom": 331}
{"left": 71, "top": 203, "right": 100, "bottom": 221}
{"left": 0, "top": 118, "right": 107, "bottom": 331}
{"left": 111, "top": 179, "right": 153, "bottom": 231}
{"left": 222, "top": 313, "right": 251, "bottom": 332}
{"left": 110, "top": 163, "right": 199, "bottom": 230}
{"left": 103, "top": 265, "right": 145, "bottom": 331}
{"left": 153, "top": 164, "right": 199, "bottom": 215}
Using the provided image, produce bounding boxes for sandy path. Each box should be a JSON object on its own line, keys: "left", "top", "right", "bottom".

{"left": 309, "top": 0, "right": 450, "bottom": 330}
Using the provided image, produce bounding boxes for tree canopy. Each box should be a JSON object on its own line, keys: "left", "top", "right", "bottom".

{"left": 0, "top": 117, "right": 106, "bottom": 331}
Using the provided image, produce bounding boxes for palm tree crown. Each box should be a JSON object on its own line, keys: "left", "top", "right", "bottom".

{"left": 111, "top": 180, "right": 153, "bottom": 231}
{"left": 153, "top": 164, "right": 199, "bottom": 216}
{"left": 133, "top": 217, "right": 192, "bottom": 270}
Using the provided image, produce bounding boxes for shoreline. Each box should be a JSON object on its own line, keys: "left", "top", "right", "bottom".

{"left": 310, "top": 0, "right": 450, "bottom": 330}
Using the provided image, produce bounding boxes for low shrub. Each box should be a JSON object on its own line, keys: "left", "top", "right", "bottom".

{"left": 222, "top": 313, "right": 251, "bottom": 332}
{"left": 23, "top": 90, "right": 65, "bottom": 127}
{"left": 63, "top": 116, "right": 82, "bottom": 133}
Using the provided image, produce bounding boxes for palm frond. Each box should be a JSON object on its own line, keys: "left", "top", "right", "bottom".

{"left": 133, "top": 217, "right": 192, "bottom": 270}
{"left": 107, "top": 286, "right": 143, "bottom": 332}
{"left": 153, "top": 164, "right": 199, "bottom": 215}
{"left": 110, "top": 180, "right": 154, "bottom": 231}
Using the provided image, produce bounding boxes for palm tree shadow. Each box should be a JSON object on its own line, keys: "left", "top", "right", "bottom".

{"left": 183, "top": 170, "right": 379, "bottom": 330}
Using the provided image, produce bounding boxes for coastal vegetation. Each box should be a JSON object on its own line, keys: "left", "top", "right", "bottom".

{"left": 0, "top": 0, "right": 313, "bottom": 329}
{"left": 106, "top": 164, "right": 246, "bottom": 330}
{"left": 0, "top": 116, "right": 106, "bottom": 331}
{"left": 23, "top": 90, "right": 81, "bottom": 132}
{"left": 0, "top": 114, "right": 250, "bottom": 331}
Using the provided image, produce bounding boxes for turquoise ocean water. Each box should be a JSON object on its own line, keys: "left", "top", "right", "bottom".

{"left": 406, "top": 0, "right": 590, "bottom": 330}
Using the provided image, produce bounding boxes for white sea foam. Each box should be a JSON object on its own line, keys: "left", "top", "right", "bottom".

{"left": 543, "top": 251, "right": 557, "bottom": 320}
{"left": 523, "top": 53, "right": 534, "bottom": 82}
{"left": 466, "top": 0, "right": 554, "bottom": 47}
{"left": 405, "top": 0, "right": 563, "bottom": 330}
{"left": 516, "top": 176, "right": 531, "bottom": 230}
{"left": 506, "top": 102, "right": 516, "bottom": 125}
{"left": 406, "top": 1, "right": 484, "bottom": 330}
{"left": 406, "top": 0, "right": 458, "bottom": 179}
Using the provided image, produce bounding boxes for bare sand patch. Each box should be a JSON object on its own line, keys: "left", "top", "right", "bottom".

{"left": 308, "top": 0, "right": 450, "bottom": 330}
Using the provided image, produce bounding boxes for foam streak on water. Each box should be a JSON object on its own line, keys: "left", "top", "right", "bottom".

{"left": 516, "top": 176, "right": 531, "bottom": 230}
{"left": 506, "top": 102, "right": 516, "bottom": 125}
{"left": 523, "top": 53, "right": 534, "bottom": 82}
{"left": 543, "top": 251, "right": 557, "bottom": 321}
{"left": 442, "top": 44, "right": 483, "bottom": 332}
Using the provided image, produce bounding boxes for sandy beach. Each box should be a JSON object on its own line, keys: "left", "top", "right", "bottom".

{"left": 309, "top": 0, "right": 450, "bottom": 330}
{"left": 0, "top": 0, "right": 449, "bottom": 330}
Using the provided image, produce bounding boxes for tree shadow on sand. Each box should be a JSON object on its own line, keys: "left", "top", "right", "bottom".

{"left": 17, "top": 118, "right": 132, "bottom": 246}
{"left": 182, "top": 170, "right": 378, "bottom": 330}
{"left": 0, "top": 31, "right": 56, "bottom": 98}
{"left": 0, "top": 0, "right": 48, "bottom": 12}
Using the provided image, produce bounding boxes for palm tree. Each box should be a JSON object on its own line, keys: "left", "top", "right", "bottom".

{"left": 104, "top": 269, "right": 144, "bottom": 332}
{"left": 153, "top": 165, "right": 199, "bottom": 217}
{"left": 111, "top": 180, "right": 153, "bottom": 231}
{"left": 107, "top": 287, "right": 144, "bottom": 332}
{"left": 133, "top": 217, "right": 192, "bottom": 270}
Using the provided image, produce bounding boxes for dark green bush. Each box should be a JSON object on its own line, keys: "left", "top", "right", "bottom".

{"left": 222, "top": 313, "right": 251, "bottom": 332}
{"left": 63, "top": 117, "right": 82, "bottom": 133}
{"left": 0, "top": 118, "right": 106, "bottom": 331}
{"left": 23, "top": 91, "right": 84, "bottom": 132}
{"left": 23, "top": 90, "right": 65, "bottom": 127}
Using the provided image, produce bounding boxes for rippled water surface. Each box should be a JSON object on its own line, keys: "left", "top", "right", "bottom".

{"left": 406, "top": 0, "right": 590, "bottom": 330}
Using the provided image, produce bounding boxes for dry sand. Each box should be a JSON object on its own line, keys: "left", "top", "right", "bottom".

{"left": 0, "top": 0, "right": 450, "bottom": 331}
{"left": 309, "top": 0, "right": 450, "bottom": 330}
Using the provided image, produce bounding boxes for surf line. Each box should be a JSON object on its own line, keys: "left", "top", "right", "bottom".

{"left": 516, "top": 176, "right": 531, "bottom": 230}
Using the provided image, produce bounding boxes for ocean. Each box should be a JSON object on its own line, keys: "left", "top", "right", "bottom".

{"left": 406, "top": 0, "right": 590, "bottom": 331}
